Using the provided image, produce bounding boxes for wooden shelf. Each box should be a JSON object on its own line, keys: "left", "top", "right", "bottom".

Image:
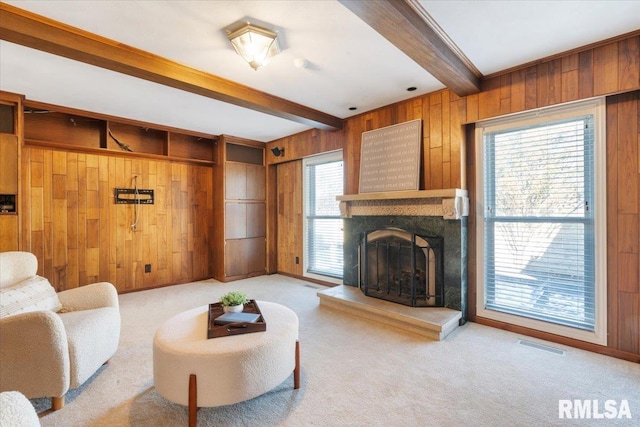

{"left": 23, "top": 103, "right": 218, "bottom": 165}
{"left": 25, "top": 138, "right": 215, "bottom": 166}
{"left": 106, "top": 121, "right": 167, "bottom": 155}
{"left": 337, "top": 188, "right": 467, "bottom": 202}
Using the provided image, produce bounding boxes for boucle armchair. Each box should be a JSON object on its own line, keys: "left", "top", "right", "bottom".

{"left": 0, "top": 391, "right": 40, "bottom": 426}
{"left": 0, "top": 251, "right": 120, "bottom": 411}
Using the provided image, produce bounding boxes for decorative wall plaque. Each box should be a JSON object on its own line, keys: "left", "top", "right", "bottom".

{"left": 359, "top": 119, "right": 422, "bottom": 193}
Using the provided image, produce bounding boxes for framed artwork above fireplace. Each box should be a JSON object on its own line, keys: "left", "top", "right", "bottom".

{"left": 359, "top": 119, "right": 422, "bottom": 193}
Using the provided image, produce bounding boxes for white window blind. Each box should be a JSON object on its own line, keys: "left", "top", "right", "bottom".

{"left": 304, "top": 157, "right": 343, "bottom": 279}
{"left": 483, "top": 115, "right": 596, "bottom": 331}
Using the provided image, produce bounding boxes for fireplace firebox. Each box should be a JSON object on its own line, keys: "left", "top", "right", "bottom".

{"left": 360, "top": 228, "right": 444, "bottom": 307}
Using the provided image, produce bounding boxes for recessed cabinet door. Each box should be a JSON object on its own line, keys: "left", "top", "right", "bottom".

{"left": 224, "top": 237, "right": 266, "bottom": 278}
{"left": 224, "top": 239, "right": 246, "bottom": 277}
{"left": 225, "top": 202, "right": 247, "bottom": 239}
{"left": 246, "top": 164, "right": 265, "bottom": 200}
{"left": 246, "top": 202, "right": 266, "bottom": 238}
{"left": 246, "top": 237, "right": 266, "bottom": 274}
{"left": 0, "top": 215, "right": 18, "bottom": 250}
{"left": 225, "top": 162, "right": 246, "bottom": 200}
{"left": 0, "top": 134, "right": 18, "bottom": 194}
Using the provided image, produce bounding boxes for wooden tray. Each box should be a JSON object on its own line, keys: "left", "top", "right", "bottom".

{"left": 207, "top": 299, "right": 266, "bottom": 339}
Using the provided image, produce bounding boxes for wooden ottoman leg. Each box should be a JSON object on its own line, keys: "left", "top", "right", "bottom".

{"left": 51, "top": 395, "right": 65, "bottom": 411}
{"left": 294, "top": 340, "right": 300, "bottom": 389}
{"left": 189, "top": 374, "right": 197, "bottom": 427}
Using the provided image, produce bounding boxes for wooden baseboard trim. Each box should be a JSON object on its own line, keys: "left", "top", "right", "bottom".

{"left": 471, "top": 316, "right": 640, "bottom": 363}
{"left": 117, "top": 276, "right": 213, "bottom": 294}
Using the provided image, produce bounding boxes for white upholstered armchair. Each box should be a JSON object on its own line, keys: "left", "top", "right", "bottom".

{"left": 0, "top": 251, "right": 120, "bottom": 410}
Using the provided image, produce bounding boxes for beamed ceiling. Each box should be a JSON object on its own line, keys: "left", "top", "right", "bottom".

{"left": 1, "top": 0, "right": 638, "bottom": 141}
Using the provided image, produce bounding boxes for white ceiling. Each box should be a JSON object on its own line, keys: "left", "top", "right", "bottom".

{"left": 1, "top": 0, "right": 638, "bottom": 142}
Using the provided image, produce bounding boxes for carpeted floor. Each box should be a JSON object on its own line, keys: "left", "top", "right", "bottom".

{"left": 33, "top": 274, "right": 639, "bottom": 426}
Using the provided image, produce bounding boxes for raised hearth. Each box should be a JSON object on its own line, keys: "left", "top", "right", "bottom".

{"left": 317, "top": 285, "right": 461, "bottom": 340}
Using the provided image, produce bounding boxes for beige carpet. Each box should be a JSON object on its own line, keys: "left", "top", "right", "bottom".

{"left": 32, "top": 274, "right": 639, "bottom": 426}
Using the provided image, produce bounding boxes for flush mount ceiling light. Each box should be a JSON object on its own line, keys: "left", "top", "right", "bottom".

{"left": 227, "top": 23, "right": 281, "bottom": 70}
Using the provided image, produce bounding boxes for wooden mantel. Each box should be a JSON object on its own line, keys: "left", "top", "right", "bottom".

{"left": 337, "top": 189, "right": 469, "bottom": 220}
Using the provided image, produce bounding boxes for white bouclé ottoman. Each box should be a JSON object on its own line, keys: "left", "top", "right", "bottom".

{"left": 153, "top": 301, "right": 299, "bottom": 423}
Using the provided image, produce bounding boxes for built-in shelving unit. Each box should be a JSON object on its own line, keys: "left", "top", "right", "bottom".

{"left": 23, "top": 102, "right": 219, "bottom": 165}
{"left": 0, "top": 94, "right": 20, "bottom": 250}
{"left": 212, "top": 136, "right": 266, "bottom": 282}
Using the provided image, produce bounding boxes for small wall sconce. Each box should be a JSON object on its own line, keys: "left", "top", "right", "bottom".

{"left": 271, "top": 147, "right": 285, "bottom": 157}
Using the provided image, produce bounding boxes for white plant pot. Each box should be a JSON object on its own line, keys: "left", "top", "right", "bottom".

{"left": 223, "top": 304, "right": 244, "bottom": 313}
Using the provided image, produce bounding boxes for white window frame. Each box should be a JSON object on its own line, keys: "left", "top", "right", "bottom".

{"left": 475, "top": 98, "right": 607, "bottom": 345}
{"left": 302, "top": 150, "right": 344, "bottom": 285}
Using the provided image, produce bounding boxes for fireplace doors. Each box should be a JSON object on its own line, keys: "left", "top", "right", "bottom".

{"left": 360, "top": 228, "right": 444, "bottom": 307}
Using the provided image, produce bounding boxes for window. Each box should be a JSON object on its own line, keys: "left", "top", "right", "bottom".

{"left": 303, "top": 151, "right": 344, "bottom": 283}
{"left": 476, "top": 99, "right": 606, "bottom": 345}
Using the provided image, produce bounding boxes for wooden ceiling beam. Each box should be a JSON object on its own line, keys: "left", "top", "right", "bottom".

{"left": 0, "top": 3, "right": 344, "bottom": 131}
{"left": 339, "top": 0, "right": 481, "bottom": 96}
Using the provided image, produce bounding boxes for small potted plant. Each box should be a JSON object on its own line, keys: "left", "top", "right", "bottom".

{"left": 219, "top": 291, "right": 247, "bottom": 313}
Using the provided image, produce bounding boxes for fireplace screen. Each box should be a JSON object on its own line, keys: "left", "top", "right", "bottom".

{"left": 360, "top": 228, "right": 444, "bottom": 307}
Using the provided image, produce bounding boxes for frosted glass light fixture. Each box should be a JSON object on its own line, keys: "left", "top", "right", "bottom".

{"left": 227, "top": 23, "right": 280, "bottom": 70}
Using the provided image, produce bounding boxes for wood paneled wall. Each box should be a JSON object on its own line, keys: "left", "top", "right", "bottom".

{"left": 267, "top": 92, "right": 466, "bottom": 195}
{"left": 267, "top": 128, "right": 344, "bottom": 167}
{"left": 606, "top": 91, "right": 640, "bottom": 355}
{"left": 275, "top": 160, "right": 303, "bottom": 275}
{"left": 342, "top": 93, "right": 467, "bottom": 194}
{"left": 268, "top": 33, "right": 640, "bottom": 360}
{"left": 20, "top": 146, "right": 213, "bottom": 292}
{"left": 467, "top": 35, "right": 640, "bottom": 122}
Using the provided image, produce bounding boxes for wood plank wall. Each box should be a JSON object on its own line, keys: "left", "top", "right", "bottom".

{"left": 267, "top": 33, "right": 640, "bottom": 360}
{"left": 275, "top": 160, "right": 303, "bottom": 276}
{"left": 342, "top": 92, "right": 466, "bottom": 194}
{"left": 606, "top": 91, "right": 640, "bottom": 355}
{"left": 20, "top": 146, "right": 213, "bottom": 292}
{"left": 268, "top": 128, "right": 344, "bottom": 166}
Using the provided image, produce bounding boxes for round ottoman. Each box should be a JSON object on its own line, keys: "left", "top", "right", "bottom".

{"left": 153, "top": 301, "right": 299, "bottom": 411}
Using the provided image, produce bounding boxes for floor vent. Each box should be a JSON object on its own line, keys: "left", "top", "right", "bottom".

{"left": 517, "top": 339, "right": 566, "bottom": 356}
{"left": 304, "top": 284, "right": 320, "bottom": 289}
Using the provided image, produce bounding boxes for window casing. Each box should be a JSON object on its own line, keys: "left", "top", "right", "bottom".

{"left": 475, "top": 99, "right": 607, "bottom": 345}
{"left": 303, "top": 151, "right": 344, "bottom": 283}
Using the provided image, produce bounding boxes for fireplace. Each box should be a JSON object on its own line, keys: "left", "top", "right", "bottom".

{"left": 360, "top": 228, "right": 444, "bottom": 307}
{"left": 339, "top": 189, "right": 469, "bottom": 320}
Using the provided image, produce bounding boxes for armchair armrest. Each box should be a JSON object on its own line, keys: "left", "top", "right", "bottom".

{"left": 57, "top": 282, "right": 119, "bottom": 312}
{"left": 0, "top": 311, "right": 70, "bottom": 398}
